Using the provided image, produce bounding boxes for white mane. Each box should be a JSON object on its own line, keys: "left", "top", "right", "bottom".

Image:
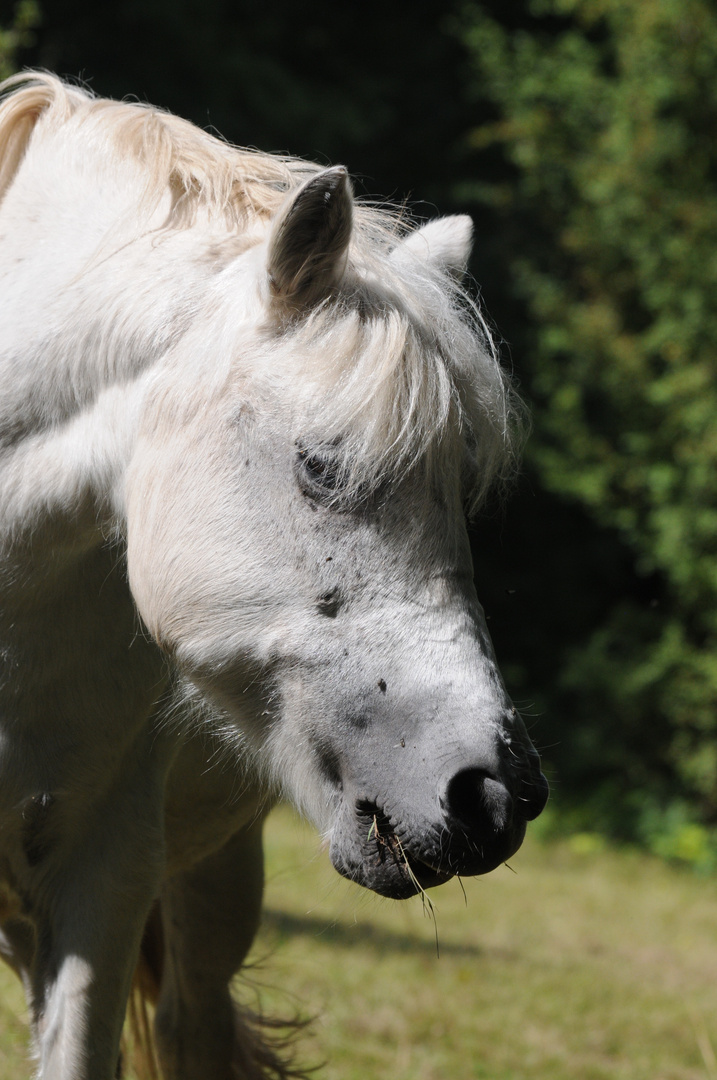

{"left": 0, "top": 71, "right": 523, "bottom": 511}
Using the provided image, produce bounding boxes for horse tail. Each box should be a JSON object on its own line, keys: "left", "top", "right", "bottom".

{"left": 123, "top": 902, "right": 315, "bottom": 1080}
{"left": 123, "top": 902, "right": 163, "bottom": 1080}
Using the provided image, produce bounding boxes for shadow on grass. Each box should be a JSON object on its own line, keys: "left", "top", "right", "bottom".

{"left": 261, "top": 908, "right": 488, "bottom": 957}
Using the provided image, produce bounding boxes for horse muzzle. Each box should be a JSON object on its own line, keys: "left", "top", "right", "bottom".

{"left": 329, "top": 756, "right": 549, "bottom": 900}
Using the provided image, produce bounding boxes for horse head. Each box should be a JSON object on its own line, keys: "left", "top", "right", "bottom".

{"left": 126, "top": 165, "right": 549, "bottom": 900}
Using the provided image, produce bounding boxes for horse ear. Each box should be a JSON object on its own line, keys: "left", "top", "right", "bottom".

{"left": 392, "top": 215, "right": 473, "bottom": 280}
{"left": 267, "top": 165, "right": 353, "bottom": 308}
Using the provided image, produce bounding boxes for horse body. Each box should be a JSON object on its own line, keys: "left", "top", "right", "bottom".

{"left": 0, "top": 74, "right": 547, "bottom": 1079}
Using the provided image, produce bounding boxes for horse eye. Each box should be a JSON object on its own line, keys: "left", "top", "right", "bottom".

{"left": 296, "top": 446, "right": 339, "bottom": 496}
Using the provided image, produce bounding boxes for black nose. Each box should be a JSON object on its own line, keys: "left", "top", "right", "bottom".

{"left": 444, "top": 768, "right": 514, "bottom": 835}
{"left": 519, "top": 768, "right": 550, "bottom": 820}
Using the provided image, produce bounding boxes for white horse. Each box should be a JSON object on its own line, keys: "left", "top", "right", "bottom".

{"left": 0, "top": 73, "right": 548, "bottom": 1080}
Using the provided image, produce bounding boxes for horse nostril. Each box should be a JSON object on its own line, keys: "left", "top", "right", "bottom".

{"left": 444, "top": 768, "right": 513, "bottom": 833}
{"left": 520, "top": 771, "right": 550, "bottom": 820}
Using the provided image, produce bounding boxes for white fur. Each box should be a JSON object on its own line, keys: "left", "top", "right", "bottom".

{"left": 393, "top": 214, "right": 474, "bottom": 277}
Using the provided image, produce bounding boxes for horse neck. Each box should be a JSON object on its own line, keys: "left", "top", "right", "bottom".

{"left": 0, "top": 188, "right": 212, "bottom": 437}
{"left": 0, "top": 135, "right": 241, "bottom": 558}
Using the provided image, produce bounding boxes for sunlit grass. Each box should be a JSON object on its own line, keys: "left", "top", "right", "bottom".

{"left": 248, "top": 805, "right": 717, "bottom": 1080}
{"left": 0, "top": 806, "right": 716, "bottom": 1078}
{"left": 0, "top": 967, "right": 29, "bottom": 1080}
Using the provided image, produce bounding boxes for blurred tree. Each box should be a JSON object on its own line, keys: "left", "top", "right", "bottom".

{"left": 0, "top": 0, "right": 39, "bottom": 78}
{"left": 458, "top": 0, "right": 717, "bottom": 835}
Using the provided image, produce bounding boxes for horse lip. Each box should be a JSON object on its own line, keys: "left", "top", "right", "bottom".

{"left": 401, "top": 853, "right": 454, "bottom": 892}
{"left": 329, "top": 801, "right": 455, "bottom": 898}
{"left": 330, "top": 843, "right": 453, "bottom": 899}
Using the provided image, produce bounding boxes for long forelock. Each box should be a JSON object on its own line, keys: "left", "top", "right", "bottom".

{"left": 259, "top": 239, "right": 524, "bottom": 514}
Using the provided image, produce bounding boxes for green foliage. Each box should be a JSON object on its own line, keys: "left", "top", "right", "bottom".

{"left": 459, "top": 0, "right": 717, "bottom": 824}
{"left": 0, "top": 0, "right": 39, "bottom": 79}
{"left": 637, "top": 799, "right": 717, "bottom": 872}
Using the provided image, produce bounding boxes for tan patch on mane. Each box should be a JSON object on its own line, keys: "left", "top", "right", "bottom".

{"left": 0, "top": 71, "right": 321, "bottom": 228}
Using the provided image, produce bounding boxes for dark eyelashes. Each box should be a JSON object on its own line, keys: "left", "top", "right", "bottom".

{"left": 297, "top": 447, "right": 339, "bottom": 493}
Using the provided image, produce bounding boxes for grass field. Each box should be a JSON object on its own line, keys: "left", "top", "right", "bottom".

{"left": 254, "top": 806, "right": 717, "bottom": 1080}
{"left": 0, "top": 805, "right": 715, "bottom": 1079}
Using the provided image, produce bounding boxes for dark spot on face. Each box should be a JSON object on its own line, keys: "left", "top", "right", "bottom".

{"left": 378, "top": 679, "right": 387, "bottom": 693}
{"left": 316, "top": 587, "right": 343, "bottom": 617}
{"left": 349, "top": 713, "right": 370, "bottom": 730}
{"left": 326, "top": 556, "right": 333, "bottom": 562}
{"left": 309, "top": 733, "right": 342, "bottom": 790}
